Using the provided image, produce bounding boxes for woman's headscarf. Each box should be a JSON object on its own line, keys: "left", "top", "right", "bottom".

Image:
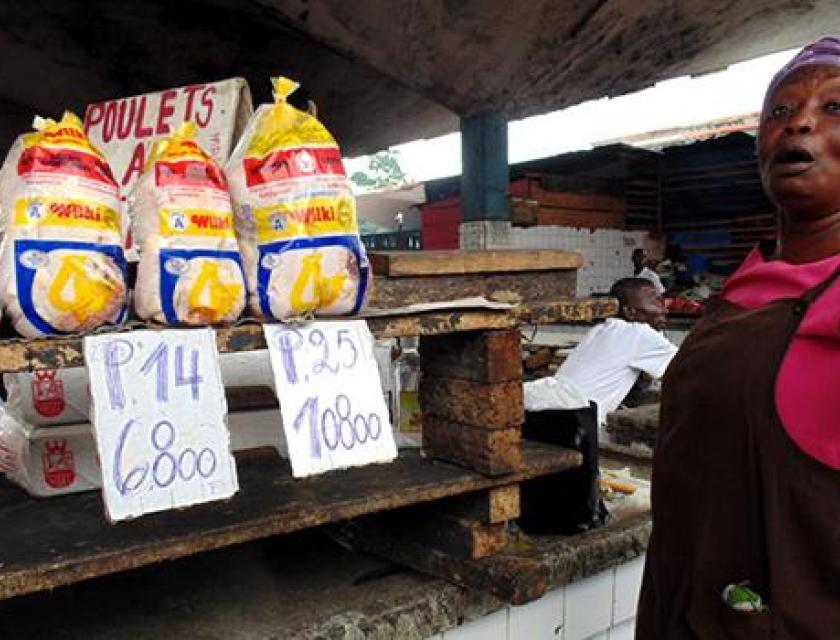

{"left": 763, "top": 36, "right": 840, "bottom": 114}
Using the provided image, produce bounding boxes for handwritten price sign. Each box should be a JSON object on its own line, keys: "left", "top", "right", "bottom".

{"left": 84, "top": 329, "right": 238, "bottom": 521}
{"left": 264, "top": 321, "right": 397, "bottom": 478}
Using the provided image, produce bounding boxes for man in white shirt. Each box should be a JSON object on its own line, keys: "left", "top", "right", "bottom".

{"left": 632, "top": 248, "right": 666, "bottom": 295}
{"left": 553, "top": 277, "right": 677, "bottom": 427}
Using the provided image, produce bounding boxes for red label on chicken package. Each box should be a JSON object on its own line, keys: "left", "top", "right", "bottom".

{"left": 18, "top": 146, "right": 118, "bottom": 187}
{"left": 32, "top": 370, "right": 67, "bottom": 418}
{"left": 243, "top": 146, "right": 345, "bottom": 187}
{"left": 42, "top": 439, "right": 76, "bottom": 488}
{"left": 156, "top": 159, "right": 227, "bottom": 191}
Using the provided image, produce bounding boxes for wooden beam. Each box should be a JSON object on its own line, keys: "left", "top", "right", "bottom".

{"left": 0, "top": 309, "right": 518, "bottom": 374}
{"left": 517, "top": 297, "right": 618, "bottom": 324}
{"left": 369, "top": 249, "right": 583, "bottom": 276}
{"left": 368, "top": 270, "right": 577, "bottom": 308}
{"left": 423, "top": 418, "right": 522, "bottom": 476}
{"left": 419, "top": 329, "right": 522, "bottom": 383}
{"left": 420, "top": 377, "right": 524, "bottom": 428}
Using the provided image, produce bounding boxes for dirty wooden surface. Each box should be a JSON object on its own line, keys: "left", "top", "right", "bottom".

{"left": 419, "top": 378, "right": 524, "bottom": 428}
{"left": 0, "top": 443, "right": 581, "bottom": 600}
{"left": 370, "top": 250, "right": 583, "bottom": 276}
{"left": 419, "top": 329, "right": 522, "bottom": 383}
{"left": 0, "top": 309, "right": 518, "bottom": 373}
{"left": 337, "top": 512, "right": 652, "bottom": 606}
{"left": 368, "top": 271, "right": 578, "bottom": 307}
{"left": 518, "top": 297, "right": 619, "bottom": 324}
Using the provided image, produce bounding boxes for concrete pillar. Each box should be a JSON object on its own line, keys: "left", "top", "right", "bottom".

{"left": 460, "top": 111, "right": 509, "bottom": 223}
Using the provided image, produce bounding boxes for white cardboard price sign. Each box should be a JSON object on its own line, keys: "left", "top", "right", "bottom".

{"left": 264, "top": 321, "right": 397, "bottom": 478}
{"left": 84, "top": 329, "right": 238, "bottom": 521}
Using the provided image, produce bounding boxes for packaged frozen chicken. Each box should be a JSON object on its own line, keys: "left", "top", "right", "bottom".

{"left": 130, "top": 123, "right": 246, "bottom": 324}
{"left": 0, "top": 112, "right": 127, "bottom": 337}
{"left": 4, "top": 350, "right": 275, "bottom": 427}
{"left": 0, "top": 404, "right": 287, "bottom": 498}
{"left": 226, "top": 77, "right": 370, "bottom": 319}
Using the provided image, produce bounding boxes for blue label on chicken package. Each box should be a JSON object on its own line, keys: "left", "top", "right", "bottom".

{"left": 15, "top": 238, "right": 128, "bottom": 335}
{"left": 256, "top": 235, "right": 369, "bottom": 319}
{"left": 158, "top": 247, "right": 246, "bottom": 325}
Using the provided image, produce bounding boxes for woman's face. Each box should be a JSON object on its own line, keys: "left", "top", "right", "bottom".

{"left": 758, "top": 65, "right": 840, "bottom": 222}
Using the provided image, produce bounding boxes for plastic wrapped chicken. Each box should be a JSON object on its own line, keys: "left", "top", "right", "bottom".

{"left": 129, "top": 123, "right": 245, "bottom": 324}
{"left": 0, "top": 112, "right": 127, "bottom": 337}
{"left": 226, "top": 77, "right": 370, "bottom": 319}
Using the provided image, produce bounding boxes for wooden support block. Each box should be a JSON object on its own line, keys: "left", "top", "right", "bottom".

{"left": 419, "top": 329, "right": 522, "bottom": 383}
{"left": 524, "top": 347, "right": 556, "bottom": 372}
{"left": 434, "top": 485, "right": 521, "bottom": 524}
{"left": 420, "top": 377, "right": 523, "bottom": 428}
{"left": 356, "top": 512, "right": 508, "bottom": 559}
{"left": 423, "top": 417, "right": 522, "bottom": 476}
{"left": 335, "top": 519, "right": 550, "bottom": 605}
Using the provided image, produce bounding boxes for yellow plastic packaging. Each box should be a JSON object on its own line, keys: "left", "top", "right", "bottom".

{"left": 129, "top": 122, "right": 246, "bottom": 325}
{"left": 0, "top": 112, "right": 127, "bottom": 337}
{"left": 226, "top": 77, "right": 370, "bottom": 319}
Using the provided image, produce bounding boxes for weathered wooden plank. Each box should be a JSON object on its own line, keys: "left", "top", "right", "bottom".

{"left": 419, "top": 329, "right": 522, "bottom": 383}
{"left": 535, "top": 209, "right": 624, "bottom": 229}
{"left": 369, "top": 249, "right": 582, "bottom": 277}
{"left": 368, "top": 270, "right": 577, "bottom": 308}
{"left": 433, "top": 484, "right": 521, "bottom": 524}
{"left": 0, "top": 443, "right": 581, "bottom": 601}
{"left": 517, "top": 297, "right": 619, "bottom": 324}
{"left": 423, "top": 418, "right": 522, "bottom": 476}
{"left": 510, "top": 198, "right": 539, "bottom": 227}
{"left": 537, "top": 191, "right": 624, "bottom": 212}
{"left": 419, "top": 378, "right": 524, "bottom": 428}
{"left": 0, "top": 310, "right": 517, "bottom": 374}
{"left": 336, "top": 512, "right": 652, "bottom": 606}
{"left": 336, "top": 519, "right": 549, "bottom": 605}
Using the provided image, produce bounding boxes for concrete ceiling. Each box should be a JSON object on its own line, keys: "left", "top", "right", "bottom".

{"left": 0, "top": 1, "right": 836, "bottom": 157}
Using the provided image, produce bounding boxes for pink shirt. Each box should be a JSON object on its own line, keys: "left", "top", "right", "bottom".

{"left": 722, "top": 247, "right": 840, "bottom": 469}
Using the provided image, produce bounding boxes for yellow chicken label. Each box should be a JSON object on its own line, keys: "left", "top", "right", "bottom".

{"left": 254, "top": 195, "right": 357, "bottom": 243}
{"left": 186, "top": 261, "right": 244, "bottom": 323}
{"left": 159, "top": 207, "right": 236, "bottom": 238}
{"left": 15, "top": 197, "right": 121, "bottom": 234}
{"left": 47, "top": 254, "right": 121, "bottom": 323}
{"left": 289, "top": 252, "right": 348, "bottom": 314}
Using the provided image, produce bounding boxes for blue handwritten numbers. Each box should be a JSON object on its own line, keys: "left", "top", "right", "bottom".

{"left": 265, "top": 321, "right": 397, "bottom": 478}
{"left": 84, "top": 329, "right": 238, "bottom": 522}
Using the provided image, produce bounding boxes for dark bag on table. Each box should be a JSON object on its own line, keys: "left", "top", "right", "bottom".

{"left": 519, "top": 403, "right": 607, "bottom": 534}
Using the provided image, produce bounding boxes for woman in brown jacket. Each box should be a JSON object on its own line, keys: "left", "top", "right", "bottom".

{"left": 638, "top": 37, "right": 840, "bottom": 639}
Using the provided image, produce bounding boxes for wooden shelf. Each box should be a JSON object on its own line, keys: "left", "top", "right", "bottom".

{"left": 0, "top": 309, "right": 518, "bottom": 373}
{"left": 0, "top": 443, "right": 581, "bottom": 601}
{"left": 0, "top": 301, "right": 616, "bottom": 374}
